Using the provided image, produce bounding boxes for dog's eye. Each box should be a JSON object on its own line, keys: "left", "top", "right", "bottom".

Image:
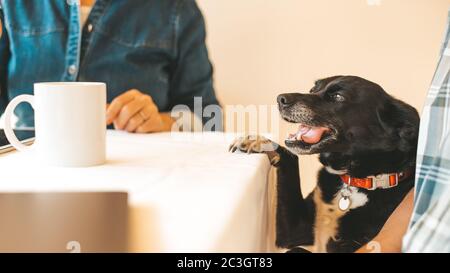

{"left": 330, "top": 93, "right": 345, "bottom": 102}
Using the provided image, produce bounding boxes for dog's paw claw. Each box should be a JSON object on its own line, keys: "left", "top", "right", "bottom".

{"left": 228, "top": 141, "right": 238, "bottom": 153}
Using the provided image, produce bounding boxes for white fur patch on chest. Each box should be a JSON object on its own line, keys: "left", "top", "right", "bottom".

{"left": 311, "top": 186, "right": 368, "bottom": 253}
{"left": 346, "top": 186, "right": 369, "bottom": 209}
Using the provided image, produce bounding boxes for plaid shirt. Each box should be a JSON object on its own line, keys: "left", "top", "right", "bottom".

{"left": 402, "top": 10, "right": 450, "bottom": 253}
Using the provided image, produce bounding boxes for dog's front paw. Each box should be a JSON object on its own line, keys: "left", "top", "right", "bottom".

{"left": 229, "top": 135, "right": 280, "bottom": 166}
{"left": 229, "top": 135, "right": 274, "bottom": 153}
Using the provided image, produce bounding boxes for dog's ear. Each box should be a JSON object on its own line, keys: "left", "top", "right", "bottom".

{"left": 376, "top": 99, "right": 420, "bottom": 152}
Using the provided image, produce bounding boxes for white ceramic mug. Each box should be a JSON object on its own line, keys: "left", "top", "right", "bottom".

{"left": 3, "top": 82, "right": 107, "bottom": 167}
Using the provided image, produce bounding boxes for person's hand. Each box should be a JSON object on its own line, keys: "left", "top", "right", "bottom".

{"left": 0, "top": 18, "right": 3, "bottom": 38}
{"left": 106, "top": 89, "right": 175, "bottom": 133}
{"left": 356, "top": 189, "right": 414, "bottom": 253}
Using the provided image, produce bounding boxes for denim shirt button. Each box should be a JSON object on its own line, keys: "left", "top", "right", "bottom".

{"left": 68, "top": 65, "right": 77, "bottom": 75}
{"left": 87, "top": 24, "right": 93, "bottom": 32}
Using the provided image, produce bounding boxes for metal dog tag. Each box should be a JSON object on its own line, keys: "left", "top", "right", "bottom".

{"left": 338, "top": 196, "right": 351, "bottom": 211}
{"left": 338, "top": 184, "right": 352, "bottom": 211}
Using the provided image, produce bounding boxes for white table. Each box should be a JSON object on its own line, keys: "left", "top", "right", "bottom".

{"left": 0, "top": 131, "right": 274, "bottom": 252}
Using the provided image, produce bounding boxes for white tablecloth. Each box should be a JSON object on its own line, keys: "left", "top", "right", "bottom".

{"left": 0, "top": 131, "right": 274, "bottom": 252}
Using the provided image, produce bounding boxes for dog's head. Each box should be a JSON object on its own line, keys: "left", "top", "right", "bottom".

{"left": 278, "top": 76, "right": 419, "bottom": 159}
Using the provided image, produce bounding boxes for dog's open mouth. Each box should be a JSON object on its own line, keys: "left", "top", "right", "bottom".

{"left": 285, "top": 123, "right": 336, "bottom": 153}
{"left": 287, "top": 124, "right": 331, "bottom": 144}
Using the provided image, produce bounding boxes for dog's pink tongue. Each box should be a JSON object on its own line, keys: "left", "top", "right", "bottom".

{"left": 297, "top": 125, "right": 330, "bottom": 144}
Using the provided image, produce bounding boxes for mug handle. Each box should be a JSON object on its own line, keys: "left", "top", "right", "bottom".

{"left": 3, "top": 94, "right": 35, "bottom": 151}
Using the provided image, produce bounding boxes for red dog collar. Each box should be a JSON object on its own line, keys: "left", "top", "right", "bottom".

{"left": 340, "top": 169, "right": 413, "bottom": 190}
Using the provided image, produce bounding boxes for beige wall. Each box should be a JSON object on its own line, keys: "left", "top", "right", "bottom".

{"left": 198, "top": 0, "right": 450, "bottom": 195}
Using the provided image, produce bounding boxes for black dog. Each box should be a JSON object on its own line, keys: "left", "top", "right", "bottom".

{"left": 230, "top": 76, "right": 419, "bottom": 253}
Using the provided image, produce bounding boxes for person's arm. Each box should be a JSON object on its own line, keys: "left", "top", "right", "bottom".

{"left": 356, "top": 188, "right": 414, "bottom": 253}
{"left": 168, "top": 0, "right": 222, "bottom": 129}
{"left": 105, "top": 1, "right": 220, "bottom": 133}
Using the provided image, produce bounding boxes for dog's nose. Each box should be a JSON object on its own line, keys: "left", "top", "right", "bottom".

{"left": 277, "top": 94, "right": 297, "bottom": 108}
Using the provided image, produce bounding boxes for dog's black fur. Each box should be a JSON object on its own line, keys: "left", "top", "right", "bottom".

{"left": 230, "top": 76, "right": 419, "bottom": 253}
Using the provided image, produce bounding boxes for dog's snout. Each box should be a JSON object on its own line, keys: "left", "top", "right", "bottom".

{"left": 277, "top": 93, "right": 298, "bottom": 108}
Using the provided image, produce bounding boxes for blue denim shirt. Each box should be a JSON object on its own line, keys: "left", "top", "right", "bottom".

{"left": 0, "top": 0, "right": 219, "bottom": 128}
